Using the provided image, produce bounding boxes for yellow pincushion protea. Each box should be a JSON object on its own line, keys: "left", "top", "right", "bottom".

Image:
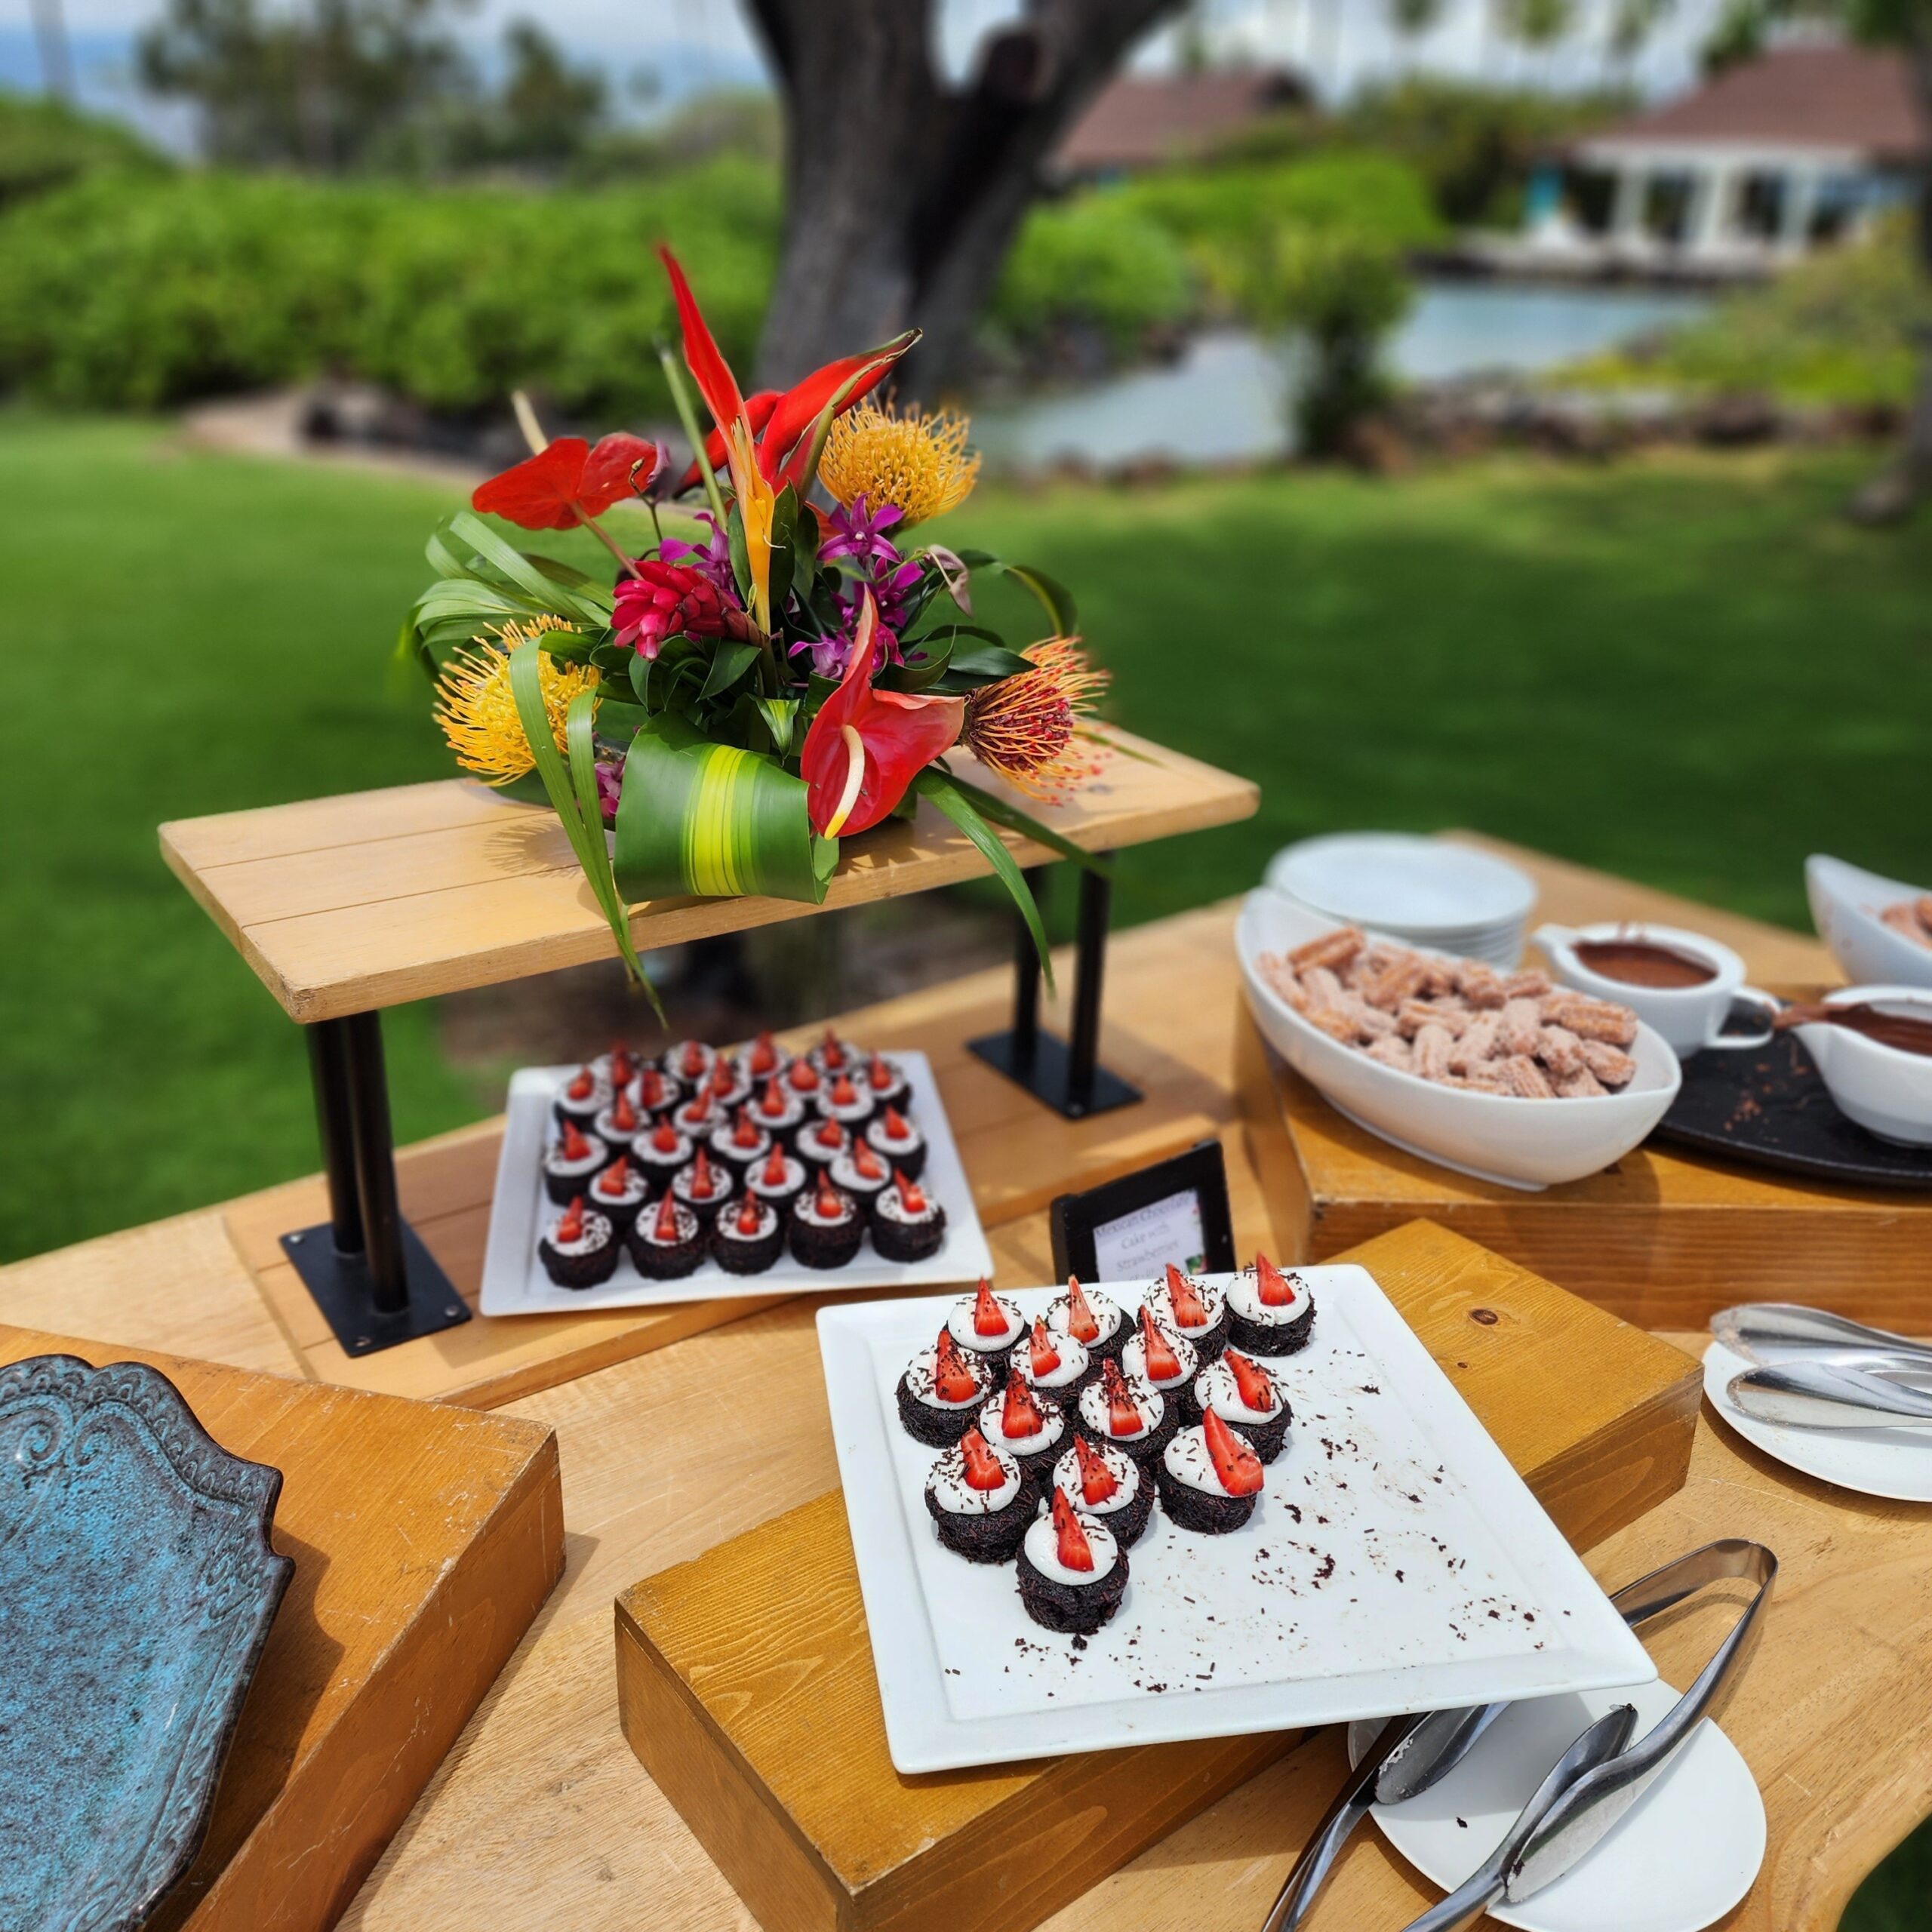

{"left": 818, "top": 401, "right": 980, "bottom": 528}
{"left": 432, "top": 614, "right": 598, "bottom": 785}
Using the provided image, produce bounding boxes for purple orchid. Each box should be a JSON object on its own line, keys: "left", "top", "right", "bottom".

{"left": 817, "top": 495, "right": 903, "bottom": 569}
{"left": 657, "top": 509, "right": 736, "bottom": 598}
{"left": 595, "top": 755, "right": 624, "bottom": 823}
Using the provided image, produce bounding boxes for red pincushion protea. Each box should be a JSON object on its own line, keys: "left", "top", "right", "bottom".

{"left": 959, "top": 639, "right": 1109, "bottom": 807}
{"left": 611, "top": 560, "right": 754, "bottom": 660}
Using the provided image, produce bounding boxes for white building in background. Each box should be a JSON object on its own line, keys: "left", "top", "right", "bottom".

{"left": 1524, "top": 42, "right": 1929, "bottom": 273}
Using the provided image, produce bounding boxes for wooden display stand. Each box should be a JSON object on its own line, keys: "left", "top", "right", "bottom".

{"left": 160, "top": 729, "right": 1257, "bottom": 1365}
{"left": 614, "top": 1222, "right": 1700, "bottom": 1932}
{"left": 1235, "top": 1000, "right": 1932, "bottom": 1332}
{"left": 0, "top": 1322, "right": 563, "bottom": 1932}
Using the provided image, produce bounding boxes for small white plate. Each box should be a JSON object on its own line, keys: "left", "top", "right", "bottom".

{"left": 1352, "top": 1678, "right": 1763, "bottom": 1932}
{"left": 1268, "top": 834, "right": 1537, "bottom": 937}
{"left": 1703, "top": 1339, "right": 1932, "bottom": 1501}
{"left": 478, "top": 1051, "right": 993, "bottom": 1313}
{"left": 819, "top": 1269, "right": 1654, "bottom": 1774}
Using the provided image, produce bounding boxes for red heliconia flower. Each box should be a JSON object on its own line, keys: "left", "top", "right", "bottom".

{"left": 801, "top": 591, "right": 963, "bottom": 838}
{"left": 472, "top": 433, "right": 665, "bottom": 532}
{"left": 611, "top": 558, "right": 753, "bottom": 661}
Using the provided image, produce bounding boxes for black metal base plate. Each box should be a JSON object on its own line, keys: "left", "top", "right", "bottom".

{"left": 278, "top": 1220, "right": 473, "bottom": 1357}
{"left": 968, "top": 1029, "right": 1143, "bottom": 1122}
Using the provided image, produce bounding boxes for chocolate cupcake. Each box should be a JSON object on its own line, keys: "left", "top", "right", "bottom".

{"left": 1157, "top": 1411, "right": 1266, "bottom": 1534}
{"left": 709, "top": 1106, "right": 773, "bottom": 1182}
{"left": 782, "top": 1056, "right": 825, "bottom": 1103}
{"left": 740, "top": 1029, "right": 792, "bottom": 1088}
{"left": 814, "top": 1071, "right": 876, "bottom": 1135}
{"left": 663, "top": 1039, "right": 716, "bottom": 1088}
{"left": 751, "top": 1074, "right": 808, "bottom": 1148}
{"left": 592, "top": 1085, "right": 649, "bottom": 1164}
{"left": 552, "top": 1066, "right": 611, "bottom": 1132}
{"left": 861, "top": 1051, "right": 910, "bottom": 1114}
{"left": 626, "top": 1190, "right": 706, "bottom": 1280}
{"left": 863, "top": 1105, "right": 926, "bottom": 1182}
{"left": 789, "top": 1169, "right": 864, "bottom": 1269}
{"left": 670, "top": 1093, "right": 722, "bottom": 1144}
{"left": 1121, "top": 1305, "right": 1199, "bottom": 1408}
{"left": 924, "top": 1428, "right": 1032, "bottom": 1564}
{"left": 869, "top": 1168, "right": 947, "bottom": 1263}
{"left": 1046, "top": 1278, "right": 1130, "bottom": 1364}
{"left": 538, "top": 1195, "right": 620, "bottom": 1290}
{"left": 795, "top": 1114, "right": 849, "bottom": 1179}
{"left": 1076, "top": 1358, "right": 1177, "bottom": 1469}
{"left": 897, "top": 1329, "right": 993, "bottom": 1446}
{"left": 543, "top": 1117, "right": 609, "bottom": 1205}
{"left": 670, "top": 1146, "right": 734, "bottom": 1229}
{"left": 829, "top": 1136, "right": 891, "bottom": 1218}
{"left": 699, "top": 1055, "right": 752, "bottom": 1115}
{"left": 1014, "top": 1317, "right": 1096, "bottom": 1404}
{"left": 746, "top": 1143, "right": 808, "bottom": 1220}
{"left": 808, "top": 1027, "right": 859, "bottom": 1081}
{"left": 631, "top": 1064, "right": 680, "bottom": 1122}
{"left": 632, "top": 1118, "right": 693, "bottom": 1198}
{"left": 589, "top": 1042, "right": 641, "bottom": 1091}
{"left": 1226, "top": 1254, "right": 1316, "bottom": 1358}
{"left": 583, "top": 1152, "right": 650, "bottom": 1236}
{"left": 946, "top": 1280, "right": 1026, "bottom": 1380}
{"left": 976, "top": 1371, "right": 1067, "bottom": 1485}
{"left": 1191, "top": 1349, "right": 1292, "bottom": 1463}
{"left": 1154, "top": 1264, "right": 1230, "bottom": 1362}
{"left": 1051, "top": 1435, "right": 1154, "bottom": 1549}
{"left": 1017, "top": 1490, "right": 1128, "bottom": 1634}
{"left": 712, "top": 1193, "right": 784, "bottom": 1275}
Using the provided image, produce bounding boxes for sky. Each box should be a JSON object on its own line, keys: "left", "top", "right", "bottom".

{"left": 5, "top": 0, "right": 1734, "bottom": 144}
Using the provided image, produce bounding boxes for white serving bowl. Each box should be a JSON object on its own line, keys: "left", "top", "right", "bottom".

{"left": 1237, "top": 889, "right": 1683, "bottom": 1192}
{"left": 1806, "top": 854, "right": 1932, "bottom": 992}
{"left": 1790, "top": 987, "right": 1932, "bottom": 1148}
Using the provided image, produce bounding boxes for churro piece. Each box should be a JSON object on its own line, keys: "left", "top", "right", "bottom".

{"left": 1457, "top": 1067, "right": 1508, "bottom": 1094}
{"left": 1359, "top": 954, "right": 1429, "bottom": 1011}
{"left": 1417, "top": 956, "right": 1461, "bottom": 997}
{"left": 1918, "top": 895, "right": 1932, "bottom": 932}
{"left": 1302, "top": 965, "right": 1346, "bottom": 1011}
{"left": 1289, "top": 926, "right": 1365, "bottom": 974}
{"left": 1503, "top": 968, "right": 1552, "bottom": 999}
{"left": 1493, "top": 1054, "right": 1555, "bottom": 1100}
{"left": 1305, "top": 1002, "right": 1361, "bottom": 1046}
{"left": 1365, "top": 1035, "right": 1414, "bottom": 1073}
{"left": 1536, "top": 1025, "right": 1586, "bottom": 1078}
{"left": 1398, "top": 997, "right": 1469, "bottom": 1038}
{"left": 1342, "top": 995, "right": 1399, "bottom": 1041}
{"left": 1578, "top": 1039, "right": 1638, "bottom": 1088}
{"left": 1499, "top": 996, "right": 1544, "bottom": 1058}
{"left": 1547, "top": 995, "right": 1638, "bottom": 1047}
{"left": 1457, "top": 961, "right": 1506, "bottom": 1009}
{"left": 1881, "top": 902, "right": 1932, "bottom": 952}
{"left": 1554, "top": 1066, "right": 1607, "bottom": 1099}
{"left": 1447, "top": 1011, "right": 1503, "bottom": 1072}
{"left": 1411, "top": 1022, "right": 1456, "bottom": 1084}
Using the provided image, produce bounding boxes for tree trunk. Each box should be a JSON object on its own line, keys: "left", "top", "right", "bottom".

{"left": 744, "top": 0, "right": 1183, "bottom": 399}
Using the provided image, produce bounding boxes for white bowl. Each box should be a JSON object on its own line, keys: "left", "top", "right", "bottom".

{"left": 1266, "top": 834, "right": 1537, "bottom": 938}
{"left": 1806, "top": 854, "right": 1932, "bottom": 992}
{"left": 1790, "top": 986, "right": 1932, "bottom": 1148}
{"left": 1237, "top": 890, "right": 1682, "bottom": 1192}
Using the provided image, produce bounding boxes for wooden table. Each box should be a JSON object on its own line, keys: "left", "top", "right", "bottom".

{"left": 5, "top": 838, "right": 1925, "bottom": 1932}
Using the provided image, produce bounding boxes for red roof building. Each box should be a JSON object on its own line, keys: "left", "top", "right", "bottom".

{"left": 1053, "top": 69, "right": 1309, "bottom": 177}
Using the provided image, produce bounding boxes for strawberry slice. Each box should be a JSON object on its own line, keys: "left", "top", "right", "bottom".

{"left": 760, "top": 1145, "right": 791, "bottom": 1187}
{"left": 820, "top": 1028, "right": 848, "bottom": 1070}
{"left": 650, "top": 1191, "right": 683, "bottom": 1243}
{"left": 788, "top": 1059, "right": 821, "bottom": 1093}
{"left": 878, "top": 1103, "right": 912, "bottom": 1142}
{"left": 893, "top": 1169, "right": 928, "bottom": 1215}
{"left": 813, "top": 1169, "right": 844, "bottom": 1220}
{"left": 689, "top": 1147, "right": 718, "bottom": 1199}
{"left": 1202, "top": 1408, "right": 1264, "bottom": 1496}
{"left": 854, "top": 1140, "right": 884, "bottom": 1182}
{"left": 638, "top": 1067, "right": 664, "bottom": 1108}
{"left": 734, "top": 1195, "right": 764, "bottom": 1236}
{"left": 566, "top": 1069, "right": 595, "bottom": 1102}
{"left": 679, "top": 1041, "right": 708, "bottom": 1079}
{"left": 814, "top": 1119, "right": 844, "bottom": 1152}
{"left": 971, "top": 1279, "right": 1011, "bottom": 1338}
{"left": 1001, "top": 1369, "right": 1044, "bottom": 1441}
{"left": 594, "top": 1155, "right": 632, "bottom": 1198}
{"left": 1062, "top": 1277, "right": 1101, "bottom": 1344}
{"left": 958, "top": 1426, "right": 1007, "bottom": 1492}
{"left": 708, "top": 1061, "right": 736, "bottom": 1101}
{"left": 651, "top": 1120, "right": 680, "bottom": 1155}
{"left": 732, "top": 1106, "right": 761, "bottom": 1149}
{"left": 830, "top": 1072, "right": 859, "bottom": 1107}
{"left": 1226, "top": 1349, "right": 1278, "bottom": 1414}
{"left": 677, "top": 1100, "right": 712, "bottom": 1132}
{"left": 558, "top": 1118, "right": 594, "bottom": 1161}
{"left": 933, "top": 1331, "right": 980, "bottom": 1404}
{"left": 1072, "top": 1435, "right": 1119, "bottom": 1506}
{"left": 1051, "top": 1487, "right": 1095, "bottom": 1571}
{"left": 1100, "top": 1358, "right": 1144, "bottom": 1438}
{"left": 1256, "top": 1254, "right": 1299, "bottom": 1308}
{"left": 1164, "top": 1263, "right": 1211, "bottom": 1331}
{"left": 758, "top": 1075, "right": 789, "bottom": 1118}
{"left": 610, "top": 1044, "right": 635, "bottom": 1085}
{"left": 555, "top": 1195, "right": 586, "bottom": 1243}
{"left": 611, "top": 1090, "right": 638, "bottom": 1134}
{"left": 1137, "top": 1306, "right": 1183, "bottom": 1383}
{"left": 867, "top": 1053, "right": 896, "bottom": 1092}
{"left": 1028, "top": 1318, "right": 1062, "bottom": 1380}
{"left": 748, "top": 1031, "right": 779, "bottom": 1075}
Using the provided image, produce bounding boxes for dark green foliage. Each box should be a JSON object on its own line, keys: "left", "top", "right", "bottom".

{"left": 0, "top": 88, "right": 168, "bottom": 209}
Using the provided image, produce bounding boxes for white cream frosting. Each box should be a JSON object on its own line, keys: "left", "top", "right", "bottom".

{"left": 1227, "top": 1265, "right": 1312, "bottom": 1326}
{"left": 948, "top": 1292, "right": 1023, "bottom": 1355}
{"left": 829, "top": 1150, "right": 889, "bottom": 1195}
{"left": 718, "top": 1201, "right": 779, "bottom": 1243}
{"left": 792, "top": 1186, "right": 856, "bottom": 1229}
{"left": 589, "top": 1164, "right": 648, "bottom": 1208}
{"left": 1078, "top": 1377, "right": 1161, "bottom": 1443}
{"left": 1047, "top": 1287, "right": 1125, "bottom": 1350}
{"left": 1017, "top": 1330, "right": 1090, "bottom": 1391}
{"left": 875, "top": 1184, "right": 940, "bottom": 1226}
{"left": 635, "top": 1201, "right": 700, "bottom": 1248}
{"left": 1156, "top": 1272, "right": 1227, "bottom": 1340}
{"left": 977, "top": 1392, "right": 1065, "bottom": 1459}
{"left": 1022, "top": 1506, "right": 1120, "bottom": 1585}
{"left": 555, "top": 1071, "right": 612, "bottom": 1113}
{"left": 1049, "top": 1441, "right": 1139, "bottom": 1516}
{"left": 543, "top": 1208, "right": 613, "bottom": 1256}
{"left": 544, "top": 1139, "right": 607, "bottom": 1178}
{"left": 902, "top": 1343, "right": 989, "bottom": 1411}
{"left": 672, "top": 1163, "right": 734, "bottom": 1211}
{"left": 866, "top": 1115, "right": 923, "bottom": 1155}
{"left": 746, "top": 1154, "right": 806, "bottom": 1199}
{"left": 1121, "top": 1325, "right": 1198, "bottom": 1393}
{"left": 1163, "top": 1425, "right": 1246, "bottom": 1497}
{"left": 1193, "top": 1358, "right": 1284, "bottom": 1427}
{"left": 927, "top": 1442, "right": 1023, "bottom": 1515}
{"left": 817, "top": 1090, "right": 876, "bottom": 1126}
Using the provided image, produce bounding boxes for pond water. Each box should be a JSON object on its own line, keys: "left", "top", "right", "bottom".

{"left": 971, "top": 281, "right": 1709, "bottom": 469}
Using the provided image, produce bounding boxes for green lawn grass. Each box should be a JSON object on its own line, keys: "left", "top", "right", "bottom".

{"left": 2, "top": 413, "right": 1930, "bottom": 1922}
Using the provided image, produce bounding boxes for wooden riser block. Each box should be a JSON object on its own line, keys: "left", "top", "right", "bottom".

{"left": 614, "top": 1222, "right": 1699, "bottom": 1932}
{"left": 1235, "top": 999, "right": 1932, "bottom": 1332}
{"left": 0, "top": 1324, "right": 564, "bottom": 1932}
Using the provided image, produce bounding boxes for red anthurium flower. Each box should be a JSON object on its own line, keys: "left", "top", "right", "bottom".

{"left": 472, "top": 433, "right": 665, "bottom": 532}
{"left": 801, "top": 591, "right": 962, "bottom": 839}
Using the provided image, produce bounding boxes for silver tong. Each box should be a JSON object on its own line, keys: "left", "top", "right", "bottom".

{"left": 1264, "top": 1540, "right": 1777, "bottom": 1932}
{"left": 1715, "top": 1303, "right": 1932, "bottom": 1429}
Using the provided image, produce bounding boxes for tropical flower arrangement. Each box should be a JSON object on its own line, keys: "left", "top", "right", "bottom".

{"left": 402, "top": 246, "right": 1109, "bottom": 1013}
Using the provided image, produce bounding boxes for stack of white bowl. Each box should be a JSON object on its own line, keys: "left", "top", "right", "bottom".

{"left": 1262, "top": 833, "right": 1537, "bottom": 969}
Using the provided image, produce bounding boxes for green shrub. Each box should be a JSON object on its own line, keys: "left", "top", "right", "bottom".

{"left": 0, "top": 88, "right": 168, "bottom": 209}
{"left": 989, "top": 193, "right": 1193, "bottom": 353}
{"left": 0, "top": 158, "right": 777, "bottom": 416}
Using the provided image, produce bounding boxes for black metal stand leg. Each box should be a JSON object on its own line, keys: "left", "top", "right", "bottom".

{"left": 281, "top": 1010, "right": 472, "bottom": 1357}
{"left": 967, "top": 856, "right": 1142, "bottom": 1121}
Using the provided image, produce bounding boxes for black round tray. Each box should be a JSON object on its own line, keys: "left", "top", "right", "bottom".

{"left": 1652, "top": 1029, "right": 1932, "bottom": 1191}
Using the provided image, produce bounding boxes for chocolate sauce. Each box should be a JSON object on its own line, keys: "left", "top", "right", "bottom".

{"left": 1574, "top": 938, "right": 1716, "bottom": 989}
{"left": 1783, "top": 1001, "right": 1932, "bottom": 1059}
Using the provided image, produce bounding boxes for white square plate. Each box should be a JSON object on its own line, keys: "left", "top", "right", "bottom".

{"left": 818, "top": 1269, "right": 1656, "bottom": 1774}
{"left": 479, "top": 1051, "right": 993, "bottom": 1314}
